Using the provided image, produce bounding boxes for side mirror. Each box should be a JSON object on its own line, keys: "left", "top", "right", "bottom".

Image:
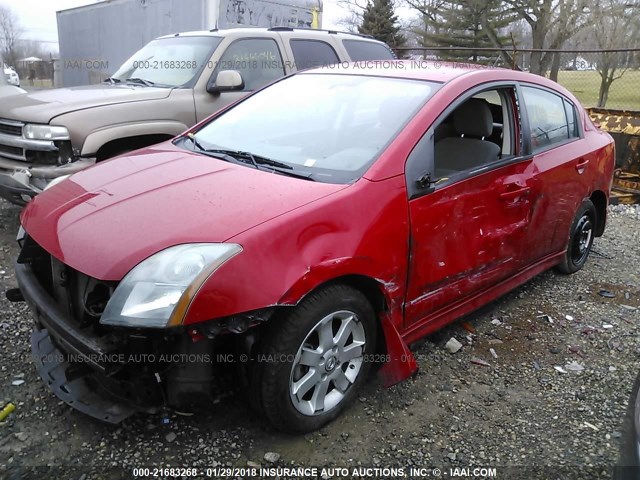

{"left": 207, "top": 70, "right": 244, "bottom": 94}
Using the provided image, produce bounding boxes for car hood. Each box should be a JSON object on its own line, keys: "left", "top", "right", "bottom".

{"left": 21, "top": 143, "right": 347, "bottom": 281}
{"left": 0, "top": 85, "right": 25, "bottom": 98}
{"left": 0, "top": 84, "right": 171, "bottom": 124}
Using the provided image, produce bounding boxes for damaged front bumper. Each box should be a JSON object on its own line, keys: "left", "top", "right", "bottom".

{"left": 15, "top": 261, "right": 239, "bottom": 424}
{"left": 0, "top": 119, "right": 95, "bottom": 205}
{"left": 0, "top": 156, "right": 95, "bottom": 205}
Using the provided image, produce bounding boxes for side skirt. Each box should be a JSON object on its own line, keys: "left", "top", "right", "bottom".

{"left": 401, "top": 251, "right": 565, "bottom": 346}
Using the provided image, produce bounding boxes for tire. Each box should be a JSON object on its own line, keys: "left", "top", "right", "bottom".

{"left": 252, "top": 284, "right": 377, "bottom": 433}
{"left": 557, "top": 199, "right": 597, "bottom": 274}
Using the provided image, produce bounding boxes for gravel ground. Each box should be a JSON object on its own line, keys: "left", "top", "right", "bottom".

{"left": 0, "top": 201, "right": 639, "bottom": 480}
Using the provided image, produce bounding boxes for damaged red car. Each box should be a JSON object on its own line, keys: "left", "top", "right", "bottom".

{"left": 13, "top": 62, "right": 614, "bottom": 432}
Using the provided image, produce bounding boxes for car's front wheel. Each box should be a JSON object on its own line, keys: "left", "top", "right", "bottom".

{"left": 252, "top": 284, "right": 377, "bottom": 432}
{"left": 557, "top": 199, "right": 596, "bottom": 274}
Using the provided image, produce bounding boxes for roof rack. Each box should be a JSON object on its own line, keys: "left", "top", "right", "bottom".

{"left": 267, "top": 26, "right": 374, "bottom": 39}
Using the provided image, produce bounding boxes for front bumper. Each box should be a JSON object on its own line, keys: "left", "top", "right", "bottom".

{"left": 15, "top": 260, "right": 239, "bottom": 423}
{"left": 16, "top": 261, "right": 140, "bottom": 422}
{"left": 15, "top": 262, "right": 119, "bottom": 373}
{"left": 0, "top": 156, "right": 94, "bottom": 204}
{"left": 31, "top": 328, "right": 136, "bottom": 423}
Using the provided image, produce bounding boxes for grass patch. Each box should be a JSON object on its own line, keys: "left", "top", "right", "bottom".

{"left": 556, "top": 70, "right": 640, "bottom": 111}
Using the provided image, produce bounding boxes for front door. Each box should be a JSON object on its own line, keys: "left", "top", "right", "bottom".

{"left": 404, "top": 86, "right": 538, "bottom": 327}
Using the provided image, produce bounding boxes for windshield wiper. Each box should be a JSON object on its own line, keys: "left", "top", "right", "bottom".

{"left": 125, "top": 77, "right": 155, "bottom": 86}
{"left": 206, "top": 148, "right": 293, "bottom": 170}
{"left": 103, "top": 77, "right": 122, "bottom": 84}
{"left": 184, "top": 136, "right": 314, "bottom": 181}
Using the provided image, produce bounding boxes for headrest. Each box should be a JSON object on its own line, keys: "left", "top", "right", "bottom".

{"left": 453, "top": 98, "right": 494, "bottom": 138}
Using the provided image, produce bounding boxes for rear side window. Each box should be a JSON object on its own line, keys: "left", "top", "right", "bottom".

{"left": 216, "top": 38, "right": 285, "bottom": 91}
{"left": 290, "top": 40, "right": 340, "bottom": 70}
{"left": 342, "top": 40, "right": 394, "bottom": 61}
{"left": 521, "top": 86, "right": 577, "bottom": 152}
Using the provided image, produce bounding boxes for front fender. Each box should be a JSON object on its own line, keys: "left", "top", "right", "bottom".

{"left": 181, "top": 175, "right": 418, "bottom": 385}
{"left": 278, "top": 260, "right": 418, "bottom": 387}
{"left": 277, "top": 256, "right": 402, "bottom": 306}
{"left": 81, "top": 121, "right": 189, "bottom": 156}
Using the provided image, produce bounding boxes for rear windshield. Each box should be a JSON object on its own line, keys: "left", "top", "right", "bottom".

{"left": 343, "top": 40, "right": 395, "bottom": 61}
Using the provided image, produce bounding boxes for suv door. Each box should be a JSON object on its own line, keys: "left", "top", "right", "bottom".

{"left": 194, "top": 37, "right": 287, "bottom": 122}
{"left": 404, "top": 85, "right": 538, "bottom": 328}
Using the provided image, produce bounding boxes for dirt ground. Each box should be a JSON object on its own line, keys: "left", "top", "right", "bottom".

{"left": 0, "top": 201, "right": 639, "bottom": 480}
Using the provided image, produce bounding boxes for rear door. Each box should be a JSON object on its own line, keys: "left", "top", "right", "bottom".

{"left": 404, "top": 85, "right": 539, "bottom": 327}
{"left": 518, "top": 85, "right": 591, "bottom": 261}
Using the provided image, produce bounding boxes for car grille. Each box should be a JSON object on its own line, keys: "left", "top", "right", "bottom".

{"left": 0, "top": 119, "right": 23, "bottom": 136}
{"left": 18, "top": 236, "right": 117, "bottom": 327}
{"left": 0, "top": 144, "right": 22, "bottom": 156}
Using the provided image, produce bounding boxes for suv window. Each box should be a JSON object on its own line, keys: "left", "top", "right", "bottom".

{"left": 521, "top": 86, "right": 574, "bottom": 152}
{"left": 342, "top": 40, "right": 394, "bottom": 61}
{"left": 216, "top": 38, "right": 285, "bottom": 91}
{"left": 290, "top": 40, "right": 340, "bottom": 70}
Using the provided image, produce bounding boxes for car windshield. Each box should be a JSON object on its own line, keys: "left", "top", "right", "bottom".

{"left": 188, "top": 73, "right": 439, "bottom": 183}
{"left": 111, "top": 36, "right": 222, "bottom": 87}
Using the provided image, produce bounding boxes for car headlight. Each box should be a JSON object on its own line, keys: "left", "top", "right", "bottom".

{"left": 23, "top": 124, "right": 70, "bottom": 141}
{"left": 100, "top": 243, "right": 242, "bottom": 328}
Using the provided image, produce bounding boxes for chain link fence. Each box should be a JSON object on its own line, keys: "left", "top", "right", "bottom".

{"left": 398, "top": 47, "right": 640, "bottom": 111}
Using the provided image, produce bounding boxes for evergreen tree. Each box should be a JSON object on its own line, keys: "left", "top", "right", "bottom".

{"left": 358, "top": 0, "right": 406, "bottom": 51}
{"left": 414, "top": 0, "right": 515, "bottom": 63}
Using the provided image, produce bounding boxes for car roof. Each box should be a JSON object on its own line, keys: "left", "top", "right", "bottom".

{"left": 303, "top": 60, "right": 571, "bottom": 91}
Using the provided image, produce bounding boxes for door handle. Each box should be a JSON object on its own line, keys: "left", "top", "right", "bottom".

{"left": 575, "top": 158, "right": 589, "bottom": 174}
{"left": 500, "top": 186, "right": 531, "bottom": 202}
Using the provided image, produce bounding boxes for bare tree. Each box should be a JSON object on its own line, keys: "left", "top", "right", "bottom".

{"left": 335, "top": 0, "right": 369, "bottom": 32}
{"left": 585, "top": 0, "right": 640, "bottom": 107}
{"left": 501, "top": 0, "right": 591, "bottom": 77}
{"left": 0, "top": 5, "right": 22, "bottom": 67}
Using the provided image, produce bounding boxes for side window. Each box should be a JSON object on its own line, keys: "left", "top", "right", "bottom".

{"left": 432, "top": 88, "right": 515, "bottom": 179}
{"left": 216, "top": 39, "right": 284, "bottom": 91}
{"left": 290, "top": 40, "right": 340, "bottom": 70}
{"left": 521, "top": 86, "right": 572, "bottom": 151}
{"left": 564, "top": 99, "right": 579, "bottom": 138}
{"left": 342, "top": 40, "right": 395, "bottom": 61}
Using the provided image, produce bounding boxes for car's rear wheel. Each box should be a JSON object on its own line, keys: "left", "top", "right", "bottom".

{"left": 557, "top": 199, "right": 596, "bottom": 274}
{"left": 252, "top": 284, "right": 376, "bottom": 432}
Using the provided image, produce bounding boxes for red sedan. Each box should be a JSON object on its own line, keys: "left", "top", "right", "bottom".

{"left": 14, "top": 61, "right": 615, "bottom": 432}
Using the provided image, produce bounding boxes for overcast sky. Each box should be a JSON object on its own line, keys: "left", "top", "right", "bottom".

{"left": 0, "top": 0, "right": 346, "bottom": 46}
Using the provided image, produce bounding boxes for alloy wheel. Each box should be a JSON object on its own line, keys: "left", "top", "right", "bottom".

{"left": 289, "top": 310, "right": 366, "bottom": 416}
